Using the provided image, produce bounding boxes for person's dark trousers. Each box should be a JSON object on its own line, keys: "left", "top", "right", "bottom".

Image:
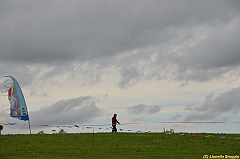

{"left": 112, "top": 125, "right": 117, "bottom": 132}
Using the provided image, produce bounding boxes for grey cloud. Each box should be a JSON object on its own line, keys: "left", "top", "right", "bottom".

{"left": 1, "top": 1, "right": 240, "bottom": 88}
{"left": 174, "top": 18, "right": 240, "bottom": 82}
{"left": 31, "top": 96, "right": 103, "bottom": 125}
{"left": 184, "top": 87, "right": 240, "bottom": 121}
{"left": 1, "top": 0, "right": 239, "bottom": 63}
{"left": 184, "top": 105, "right": 193, "bottom": 111}
{"left": 127, "top": 104, "right": 147, "bottom": 114}
{"left": 148, "top": 105, "right": 161, "bottom": 114}
{"left": 188, "top": 21, "right": 240, "bottom": 69}
{"left": 170, "top": 114, "right": 181, "bottom": 120}
{"left": 118, "top": 66, "right": 142, "bottom": 88}
{"left": 127, "top": 104, "right": 161, "bottom": 115}
{"left": 117, "top": 15, "right": 240, "bottom": 87}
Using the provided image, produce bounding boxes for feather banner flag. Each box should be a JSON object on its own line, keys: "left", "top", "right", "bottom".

{"left": 8, "top": 76, "right": 29, "bottom": 121}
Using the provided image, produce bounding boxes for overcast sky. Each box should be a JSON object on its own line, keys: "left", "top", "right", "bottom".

{"left": 1, "top": 0, "right": 240, "bottom": 134}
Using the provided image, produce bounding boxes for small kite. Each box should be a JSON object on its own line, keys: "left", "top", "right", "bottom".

{"left": 189, "top": 134, "right": 198, "bottom": 138}
{"left": 74, "top": 124, "right": 79, "bottom": 128}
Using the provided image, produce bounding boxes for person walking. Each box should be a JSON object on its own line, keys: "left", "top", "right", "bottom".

{"left": 112, "top": 114, "right": 120, "bottom": 132}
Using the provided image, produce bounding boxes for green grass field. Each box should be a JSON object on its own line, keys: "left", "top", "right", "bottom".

{"left": 0, "top": 133, "right": 239, "bottom": 159}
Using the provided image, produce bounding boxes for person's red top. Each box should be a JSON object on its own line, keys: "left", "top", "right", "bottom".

{"left": 112, "top": 117, "right": 120, "bottom": 125}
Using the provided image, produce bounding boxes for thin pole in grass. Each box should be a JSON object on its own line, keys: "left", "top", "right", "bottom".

{"left": 93, "top": 127, "right": 94, "bottom": 146}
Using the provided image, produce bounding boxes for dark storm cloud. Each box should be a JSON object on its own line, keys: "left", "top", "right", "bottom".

{"left": 30, "top": 96, "right": 103, "bottom": 125}
{"left": 127, "top": 104, "right": 161, "bottom": 114}
{"left": 184, "top": 87, "right": 240, "bottom": 121}
{"left": 0, "top": 0, "right": 238, "bottom": 63}
{"left": 174, "top": 18, "right": 240, "bottom": 82}
{"left": 1, "top": 0, "right": 240, "bottom": 87}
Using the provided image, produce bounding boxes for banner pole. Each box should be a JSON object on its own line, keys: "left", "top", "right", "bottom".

{"left": 28, "top": 120, "right": 32, "bottom": 134}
